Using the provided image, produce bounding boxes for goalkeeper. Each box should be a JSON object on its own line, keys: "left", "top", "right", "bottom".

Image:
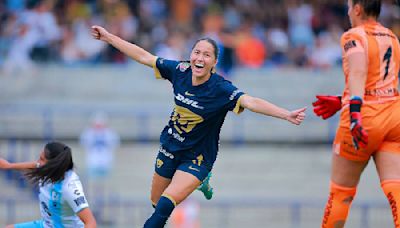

{"left": 312, "top": 0, "right": 400, "bottom": 227}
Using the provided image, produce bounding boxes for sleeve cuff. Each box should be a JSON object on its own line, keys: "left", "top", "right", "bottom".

{"left": 233, "top": 95, "right": 245, "bottom": 114}
{"left": 152, "top": 57, "right": 163, "bottom": 79}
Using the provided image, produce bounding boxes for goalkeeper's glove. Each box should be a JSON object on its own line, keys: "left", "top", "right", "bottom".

{"left": 349, "top": 96, "right": 368, "bottom": 150}
{"left": 312, "top": 95, "right": 342, "bottom": 120}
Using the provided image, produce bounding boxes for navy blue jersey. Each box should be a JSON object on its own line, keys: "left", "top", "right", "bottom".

{"left": 153, "top": 58, "right": 245, "bottom": 168}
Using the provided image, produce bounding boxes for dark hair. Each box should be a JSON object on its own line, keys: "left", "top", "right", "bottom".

{"left": 191, "top": 37, "right": 219, "bottom": 60}
{"left": 25, "top": 142, "right": 74, "bottom": 185}
{"left": 352, "top": 0, "right": 381, "bottom": 18}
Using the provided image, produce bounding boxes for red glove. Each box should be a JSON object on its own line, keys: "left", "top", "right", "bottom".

{"left": 312, "top": 95, "right": 342, "bottom": 120}
{"left": 349, "top": 97, "right": 368, "bottom": 150}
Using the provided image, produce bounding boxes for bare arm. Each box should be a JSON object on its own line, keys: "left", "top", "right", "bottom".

{"left": 0, "top": 158, "right": 37, "bottom": 170}
{"left": 77, "top": 208, "right": 97, "bottom": 228}
{"left": 347, "top": 52, "right": 367, "bottom": 98}
{"left": 91, "top": 25, "right": 157, "bottom": 67}
{"left": 240, "top": 94, "right": 306, "bottom": 125}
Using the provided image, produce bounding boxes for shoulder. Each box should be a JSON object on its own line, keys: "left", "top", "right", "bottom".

{"left": 157, "top": 58, "right": 190, "bottom": 71}
{"left": 213, "top": 74, "right": 241, "bottom": 95}
{"left": 341, "top": 27, "right": 364, "bottom": 44}
{"left": 63, "top": 171, "right": 81, "bottom": 190}
{"left": 340, "top": 27, "right": 366, "bottom": 52}
{"left": 175, "top": 61, "right": 191, "bottom": 73}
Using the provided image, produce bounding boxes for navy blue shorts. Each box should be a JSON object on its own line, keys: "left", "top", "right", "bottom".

{"left": 154, "top": 145, "right": 211, "bottom": 182}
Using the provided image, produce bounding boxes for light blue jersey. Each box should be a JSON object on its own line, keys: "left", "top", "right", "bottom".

{"left": 37, "top": 170, "right": 88, "bottom": 228}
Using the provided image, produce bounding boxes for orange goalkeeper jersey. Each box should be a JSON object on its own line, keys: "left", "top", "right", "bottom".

{"left": 340, "top": 21, "right": 400, "bottom": 104}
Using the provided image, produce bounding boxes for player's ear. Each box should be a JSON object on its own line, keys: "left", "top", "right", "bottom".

{"left": 354, "top": 3, "right": 362, "bottom": 16}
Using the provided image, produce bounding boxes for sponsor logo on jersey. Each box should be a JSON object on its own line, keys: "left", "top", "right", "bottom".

{"left": 177, "top": 62, "right": 190, "bottom": 72}
{"left": 74, "top": 196, "right": 86, "bottom": 207}
{"left": 344, "top": 40, "right": 356, "bottom": 52}
{"left": 185, "top": 91, "right": 195, "bottom": 96}
{"left": 188, "top": 165, "right": 200, "bottom": 172}
{"left": 74, "top": 189, "right": 81, "bottom": 196}
{"left": 229, "top": 89, "right": 241, "bottom": 100}
{"left": 176, "top": 93, "right": 204, "bottom": 109}
{"left": 168, "top": 128, "right": 186, "bottom": 142}
{"left": 159, "top": 146, "right": 174, "bottom": 159}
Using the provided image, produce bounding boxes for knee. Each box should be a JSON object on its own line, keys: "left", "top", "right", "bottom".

{"left": 329, "top": 181, "right": 357, "bottom": 204}
{"left": 150, "top": 195, "right": 160, "bottom": 208}
{"left": 5, "top": 225, "right": 14, "bottom": 228}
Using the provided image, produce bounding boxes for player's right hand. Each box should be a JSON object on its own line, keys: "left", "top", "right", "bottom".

{"left": 312, "top": 95, "right": 342, "bottom": 120}
{"left": 91, "top": 25, "right": 111, "bottom": 43}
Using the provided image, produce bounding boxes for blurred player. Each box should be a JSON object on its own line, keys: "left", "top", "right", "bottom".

{"left": 0, "top": 142, "right": 97, "bottom": 228}
{"left": 312, "top": 0, "right": 400, "bottom": 227}
{"left": 91, "top": 25, "right": 306, "bottom": 227}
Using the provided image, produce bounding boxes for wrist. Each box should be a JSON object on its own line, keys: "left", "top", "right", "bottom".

{"left": 107, "top": 33, "right": 117, "bottom": 44}
{"left": 349, "top": 96, "right": 362, "bottom": 113}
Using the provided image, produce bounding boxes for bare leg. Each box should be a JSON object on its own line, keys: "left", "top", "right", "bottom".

{"left": 374, "top": 151, "right": 400, "bottom": 181}
{"left": 330, "top": 153, "right": 369, "bottom": 187}
{"left": 163, "top": 170, "right": 202, "bottom": 204}
{"left": 150, "top": 172, "right": 172, "bottom": 206}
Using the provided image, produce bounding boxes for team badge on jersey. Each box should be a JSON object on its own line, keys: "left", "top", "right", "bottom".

{"left": 177, "top": 62, "right": 190, "bottom": 72}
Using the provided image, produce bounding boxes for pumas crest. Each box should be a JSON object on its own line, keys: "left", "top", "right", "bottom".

{"left": 177, "top": 62, "right": 191, "bottom": 72}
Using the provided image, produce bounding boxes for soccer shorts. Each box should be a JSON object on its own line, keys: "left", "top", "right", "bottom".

{"left": 14, "top": 220, "right": 44, "bottom": 228}
{"left": 334, "top": 99, "right": 400, "bottom": 161}
{"left": 154, "top": 145, "right": 211, "bottom": 182}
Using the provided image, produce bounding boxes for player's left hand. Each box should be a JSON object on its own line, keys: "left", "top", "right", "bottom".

{"left": 287, "top": 107, "right": 307, "bottom": 125}
{"left": 0, "top": 158, "right": 11, "bottom": 169}
{"left": 350, "top": 112, "right": 368, "bottom": 150}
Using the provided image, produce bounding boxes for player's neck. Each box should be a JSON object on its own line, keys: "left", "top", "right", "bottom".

{"left": 355, "top": 17, "right": 378, "bottom": 27}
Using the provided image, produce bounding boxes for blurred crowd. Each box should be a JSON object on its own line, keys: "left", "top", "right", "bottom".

{"left": 0, "top": 0, "right": 399, "bottom": 76}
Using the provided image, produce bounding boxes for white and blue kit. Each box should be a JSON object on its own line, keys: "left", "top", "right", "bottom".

{"left": 15, "top": 170, "right": 89, "bottom": 228}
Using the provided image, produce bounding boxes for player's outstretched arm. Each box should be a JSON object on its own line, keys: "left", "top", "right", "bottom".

{"left": 91, "top": 25, "right": 157, "bottom": 67}
{"left": 240, "top": 94, "right": 306, "bottom": 125}
{"left": 0, "top": 158, "right": 37, "bottom": 170}
{"left": 78, "top": 208, "right": 97, "bottom": 228}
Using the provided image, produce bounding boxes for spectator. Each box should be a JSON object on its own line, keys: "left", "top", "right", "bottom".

{"left": 80, "top": 112, "right": 120, "bottom": 185}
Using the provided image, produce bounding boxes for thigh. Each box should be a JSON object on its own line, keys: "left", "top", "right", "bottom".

{"left": 163, "top": 170, "right": 202, "bottom": 204}
{"left": 177, "top": 161, "right": 210, "bottom": 182}
{"left": 150, "top": 172, "right": 172, "bottom": 204}
{"left": 374, "top": 151, "right": 400, "bottom": 181}
{"left": 331, "top": 152, "right": 369, "bottom": 187}
{"left": 14, "top": 220, "right": 43, "bottom": 228}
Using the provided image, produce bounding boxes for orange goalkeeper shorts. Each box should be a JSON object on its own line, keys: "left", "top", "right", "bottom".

{"left": 333, "top": 98, "right": 400, "bottom": 161}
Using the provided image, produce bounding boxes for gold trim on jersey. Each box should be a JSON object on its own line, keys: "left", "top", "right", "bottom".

{"left": 153, "top": 57, "right": 163, "bottom": 79}
{"left": 233, "top": 95, "right": 245, "bottom": 114}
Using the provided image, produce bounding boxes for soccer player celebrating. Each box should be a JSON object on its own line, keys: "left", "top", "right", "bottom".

{"left": 312, "top": 0, "right": 400, "bottom": 227}
{"left": 91, "top": 25, "right": 306, "bottom": 227}
{"left": 0, "top": 142, "right": 97, "bottom": 228}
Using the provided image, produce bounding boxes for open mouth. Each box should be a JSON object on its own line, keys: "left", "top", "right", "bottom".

{"left": 194, "top": 63, "right": 204, "bottom": 69}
